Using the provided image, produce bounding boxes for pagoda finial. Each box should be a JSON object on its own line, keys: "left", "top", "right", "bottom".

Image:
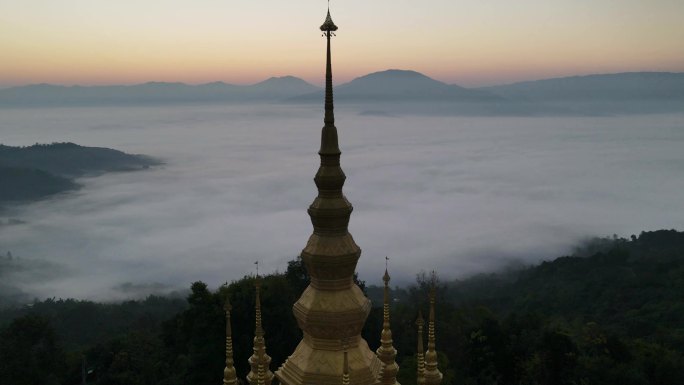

{"left": 416, "top": 311, "right": 426, "bottom": 385}
{"left": 223, "top": 298, "right": 238, "bottom": 385}
{"left": 247, "top": 276, "right": 274, "bottom": 385}
{"left": 377, "top": 258, "right": 400, "bottom": 385}
{"left": 320, "top": 0, "right": 338, "bottom": 33}
{"left": 424, "top": 273, "right": 443, "bottom": 385}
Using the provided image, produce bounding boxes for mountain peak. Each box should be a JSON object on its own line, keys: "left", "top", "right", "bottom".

{"left": 255, "top": 76, "right": 315, "bottom": 87}
{"left": 287, "top": 68, "right": 500, "bottom": 104}
{"left": 331, "top": 69, "right": 499, "bottom": 102}
{"left": 200, "top": 81, "right": 230, "bottom": 86}
{"left": 355, "top": 69, "right": 436, "bottom": 81}
{"left": 140, "top": 81, "right": 187, "bottom": 87}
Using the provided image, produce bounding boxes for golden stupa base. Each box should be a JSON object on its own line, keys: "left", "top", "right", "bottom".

{"left": 276, "top": 336, "right": 382, "bottom": 385}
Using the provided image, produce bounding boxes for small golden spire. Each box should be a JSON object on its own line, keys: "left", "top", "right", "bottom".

{"left": 247, "top": 276, "right": 274, "bottom": 385}
{"left": 342, "top": 341, "right": 350, "bottom": 385}
{"left": 223, "top": 298, "right": 238, "bottom": 385}
{"left": 416, "top": 311, "right": 426, "bottom": 385}
{"left": 377, "top": 258, "right": 400, "bottom": 385}
{"left": 424, "top": 273, "right": 443, "bottom": 385}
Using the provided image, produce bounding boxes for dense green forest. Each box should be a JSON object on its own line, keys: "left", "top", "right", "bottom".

{"left": 0, "top": 142, "right": 160, "bottom": 206}
{"left": 0, "top": 230, "right": 682, "bottom": 384}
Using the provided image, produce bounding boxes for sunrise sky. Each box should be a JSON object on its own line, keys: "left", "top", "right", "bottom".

{"left": 1, "top": 0, "right": 683, "bottom": 88}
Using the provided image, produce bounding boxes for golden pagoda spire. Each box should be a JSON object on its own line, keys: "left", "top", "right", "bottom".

{"left": 416, "top": 311, "right": 426, "bottom": 385}
{"left": 275, "top": 4, "right": 382, "bottom": 385}
{"left": 223, "top": 298, "right": 238, "bottom": 385}
{"left": 248, "top": 276, "right": 274, "bottom": 385}
{"left": 377, "top": 258, "right": 400, "bottom": 385}
{"left": 423, "top": 275, "right": 443, "bottom": 385}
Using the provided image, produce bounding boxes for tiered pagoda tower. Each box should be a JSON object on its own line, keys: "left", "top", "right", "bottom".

{"left": 274, "top": 7, "right": 383, "bottom": 385}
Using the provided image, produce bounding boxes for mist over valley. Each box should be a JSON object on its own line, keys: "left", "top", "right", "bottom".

{"left": 1, "top": 102, "right": 682, "bottom": 302}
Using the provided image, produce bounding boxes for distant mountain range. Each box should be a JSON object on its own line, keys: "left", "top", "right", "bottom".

{"left": 0, "top": 76, "right": 319, "bottom": 106}
{"left": 480, "top": 72, "right": 684, "bottom": 101}
{"left": 1, "top": 70, "right": 682, "bottom": 115}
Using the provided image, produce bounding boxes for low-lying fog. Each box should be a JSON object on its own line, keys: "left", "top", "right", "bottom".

{"left": 1, "top": 104, "right": 683, "bottom": 301}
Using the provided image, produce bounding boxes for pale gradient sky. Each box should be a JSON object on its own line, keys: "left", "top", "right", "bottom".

{"left": 1, "top": 0, "right": 683, "bottom": 88}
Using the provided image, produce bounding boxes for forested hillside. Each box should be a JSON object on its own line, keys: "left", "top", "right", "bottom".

{"left": 0, "top": 167, "right": 76, "bottom": 202}
{"left": 445, "top": 230, "right": 684, "bottom": 342}
{"left": 0, "top": 143, "right": 159, "bottom": 177}
{"left": 0, "top": 142, "right": 159, "bottom": 206}
{"left": 1, "top": 230, "right": 682, "bottom": 384}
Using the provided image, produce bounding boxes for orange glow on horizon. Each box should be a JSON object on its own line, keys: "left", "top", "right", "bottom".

{"left": 1, "top": 0, "right": 683, "bottom": 88}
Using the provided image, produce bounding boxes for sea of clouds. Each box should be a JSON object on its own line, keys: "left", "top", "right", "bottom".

{"left": 1, "top": 104, "right": 683, "bottom": 300}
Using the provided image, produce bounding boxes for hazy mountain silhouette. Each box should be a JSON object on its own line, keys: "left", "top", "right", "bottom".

{"left": 291, "top": 69, "right": 501, "bottom": 102}
{"left": 481, "top": 72, "right": 684, "bottom": 101}
{"left": 479, "top": 72, "right": 684, "bottom": 114}
{"left": 247, "top": 76, "right": 321, "bottom": 98}
{"left": 0, "top": 77, "right": 320, "bottom": 106}
{"left": 1, "top": 71, "right": 682, "bottom": 114}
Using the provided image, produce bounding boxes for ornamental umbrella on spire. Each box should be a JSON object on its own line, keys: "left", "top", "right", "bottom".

{"left": 320, "top": 11, "right": 338, "bottom": 32}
